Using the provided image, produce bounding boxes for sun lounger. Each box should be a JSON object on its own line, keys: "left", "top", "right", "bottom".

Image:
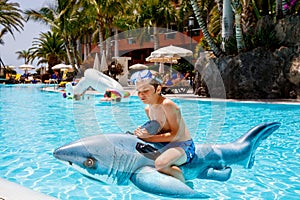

{"left": 162, "top": 73, "right": 191, "bottom": 94}
{"left": 162, "top": 84, "right": 190, "bottom": 94}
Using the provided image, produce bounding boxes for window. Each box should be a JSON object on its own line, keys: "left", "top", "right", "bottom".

{"left": 128, "top": 37, "right": 136, "bottom": 44}
{"left": 165, "top": 32, "right": 176, "bottom": 40}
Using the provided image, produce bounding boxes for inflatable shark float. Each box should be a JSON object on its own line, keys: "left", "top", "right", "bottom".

{"left": 53, "top": 122, "right": 280, "bottom": 198}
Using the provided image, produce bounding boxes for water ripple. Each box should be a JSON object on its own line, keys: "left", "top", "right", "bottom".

{"left": 0, "top": 85, "right": 299, "bottom": 199}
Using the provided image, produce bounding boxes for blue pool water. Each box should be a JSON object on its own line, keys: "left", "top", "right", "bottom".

{"left": 0, "top": 84, "right": 299, "bottom": 200}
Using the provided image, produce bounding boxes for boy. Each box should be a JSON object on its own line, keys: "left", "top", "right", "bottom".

{"left": 134, "top": 78, "right": 195, "bottom": 183}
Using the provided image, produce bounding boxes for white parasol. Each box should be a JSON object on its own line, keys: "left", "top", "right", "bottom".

{"left": 18, "top": 64, "right": 35, "bottom": 74}
{"left": 52, "top": 63, "right": 73, "bottom": 71}
{"left": 100, "top": 52, "right": 108, "bottom": 72}
{"left": 146, "top": 45, "right": 192, "bottom": 63}
{"left": 129, "top": 63, "right": 149, "bottom": 70}
{"left": 93, "top": 53, "right": 101, "bottom": 72}
{"left": 146, "top": 56, "right": 179, "bottom": 64}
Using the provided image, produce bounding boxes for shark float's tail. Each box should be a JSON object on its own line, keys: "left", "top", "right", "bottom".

{"left": 226, "top": 122, "right": 281, "bottom": 168}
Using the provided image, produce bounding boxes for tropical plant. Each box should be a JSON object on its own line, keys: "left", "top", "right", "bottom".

{"left": 29, "top": 31, "right": 67, "bottom": 71}
{"left": 0, "top": 0, "right": 24, "bottom": 40}
{"left": 107, "top": 62, "right": 124, "bottom": 80}
{"left": 190, "top": 0, "right": 299, "bottom": 56}
{"left": 190, "top": 0, "right": 223, "bottom": 57}
{"left": 0, "top": 28, "right": 8, "bottom": 45}
{"left": 220, "top": 0, "right": 233, "bottom": 52}
{"left": 25, "top": 0, "right": 85, "bottom": 72}
{"left": 231, "top": 0, "right": 246, "bottom": 53}
{"left": 15, "top": 49, "right": 32, "bottom": 64}
{"left": 136, "top": 0, "right": 178, "bottom": 50}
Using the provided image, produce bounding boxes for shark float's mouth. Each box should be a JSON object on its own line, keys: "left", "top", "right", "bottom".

{"left": 54, "top": 148, "right": 97, "bottom": 170}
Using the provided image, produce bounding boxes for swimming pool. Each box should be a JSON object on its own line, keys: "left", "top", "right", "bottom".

{"left": 0, "top": 84, "right": 299, "bottom": 199}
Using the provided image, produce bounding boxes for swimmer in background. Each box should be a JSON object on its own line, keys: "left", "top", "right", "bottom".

{"left": 133, "top": 78, "right": 195, "bottom": 184}
{"left": 100, "top": 89, "right": 130, "bottom": 102}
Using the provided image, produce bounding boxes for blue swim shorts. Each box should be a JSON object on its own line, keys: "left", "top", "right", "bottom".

{"left": 161, "top": 139, "right": 195, "bottom": 163}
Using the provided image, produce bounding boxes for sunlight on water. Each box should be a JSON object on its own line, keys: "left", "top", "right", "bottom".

{"left": 0, "top": 85, "right": 299, "bottom": 200}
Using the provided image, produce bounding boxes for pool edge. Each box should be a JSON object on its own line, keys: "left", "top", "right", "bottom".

{"left": 0, "top": 178, "right": 58, "bottom": 200}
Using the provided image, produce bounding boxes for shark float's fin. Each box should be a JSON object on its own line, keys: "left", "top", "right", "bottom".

{"left": 131, "top": 166, "right": 209, "bottom": 199}
{"left": 206, "top": 167, "right": 232, "bottom": 181}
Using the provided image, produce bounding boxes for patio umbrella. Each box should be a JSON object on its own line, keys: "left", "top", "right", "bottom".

{"left": 146, "top": 56, "right": 179, "bottom": 64}
{"left": 146, "top": 45, "right": 191, "bottom": 63}
{"left": 149, "top": 45, "right": 193, "bottom": 58}
{"left": 93, "top": 53, "right": 101, "bottom": 72}
{"left": 18, "top": 64, "right": 35, "bottom": 74}
{"left": 100, "top": 52, "right": 108, "bottom": 72}
{"left": 129, "top": 63, "right": 148, "bottom": 70}
{"left": 52, "top": 63, "right": 73, "bottom": 71}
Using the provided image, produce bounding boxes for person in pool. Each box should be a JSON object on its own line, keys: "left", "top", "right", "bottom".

{"left": 100, "top": 89, "right": 125, "bottom": 102}
{"left": 134, "top": 78, "right": 195, "bottom": 184}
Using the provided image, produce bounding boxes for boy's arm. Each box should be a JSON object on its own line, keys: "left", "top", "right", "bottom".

{"left": 137, "top": 100, "right": 180, "bottom": 143}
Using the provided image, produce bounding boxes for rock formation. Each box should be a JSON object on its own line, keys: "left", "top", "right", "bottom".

{"left": 194, "top": 16, "right": 300, "bottom": 99}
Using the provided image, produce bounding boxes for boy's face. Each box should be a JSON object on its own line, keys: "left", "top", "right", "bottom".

{"left": 136, "top": 81, "right": 156, "bottom": 104}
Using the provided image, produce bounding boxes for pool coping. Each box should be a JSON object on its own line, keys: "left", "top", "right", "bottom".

{"left": 0, "top": 178, "right": 58, "bottom": 200}
{"left": 41, "top": 85, "right": 300, "bottom": 105}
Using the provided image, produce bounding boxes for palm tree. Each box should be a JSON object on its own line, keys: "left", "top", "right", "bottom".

{"left": 0, "top": 0, "right": 24, "bottom": 40}
{"left": 0, "top": 28, "right": 8, "bottom": 45}
{"left": 25, "top": 0, "right": 83, "bottom": 72}
{"left": 241, "top": 0, "right": 258, "bottom": 34}
{"left": 190, "top": 0, "right": 223, "bottom": 57}
{"left": 83, "top": 0, "right": 106, "bottom": 58}
{"left": 276, "top": 0, "right": 284, "bottom": 19}
{"left": 100, "top": 0, "right": 132, "bottom": 60}
{"left": 81, "top": 0, "right": 127, "bottom": 60}
{"left": 29, "top": 31, "right": 67, "bottom": 71}
{"left": 136, "top": 0, "right": 178, "bottom": 50}
{"left": 16, "top": 50, "right": 32, "bottom": 64}
{"left": 231, "top": 0, "right": 246, "bottom": 52}
{"left": 221, "top": 0, "right": 233, "bottom": 52}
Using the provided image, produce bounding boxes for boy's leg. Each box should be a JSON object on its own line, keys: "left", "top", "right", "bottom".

{"left": 154, "top": 147, "right": 187, "bottom": 183}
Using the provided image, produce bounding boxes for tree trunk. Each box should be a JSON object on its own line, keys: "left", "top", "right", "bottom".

{"left": 232, "top": 0, "right": 245, "bottom": 52}
{"left": 190, "top": 0, "right": 223, "bottom": 57}
{"left": 221, "top": 0, "right": 234, "bottom": 52}
{"left": 98, "top": 23, "right": 105, "bottom": 59}
{"left": 153, "top": 24, "right": 159, "bottom": 50}
{"left": 114, "top": 28, "right": 119, "bottom": 57}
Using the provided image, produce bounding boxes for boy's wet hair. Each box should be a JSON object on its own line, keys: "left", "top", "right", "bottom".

{"left": 149, "top": 78, "right": 161, "bottom": 90}
{"left": 135, "top": 77, "right": 162, "bottom": 93}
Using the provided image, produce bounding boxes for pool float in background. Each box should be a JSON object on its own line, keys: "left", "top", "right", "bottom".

{"left": 65, "top": 69, "right": 130, "bottom": 100}
{"left": 100, "top": 89, "right": 130, "bottom": 102}
{"left": 53, "top": 122, "right": 280, "bottom": 199}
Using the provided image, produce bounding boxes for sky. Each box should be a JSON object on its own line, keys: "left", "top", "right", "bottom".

{"left": 0, "top": 0, "right": 54, "bottom": 71}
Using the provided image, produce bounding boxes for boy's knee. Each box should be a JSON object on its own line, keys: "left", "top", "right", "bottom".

{"left": 154, "top": 157, "right": 168, "bottom": 170}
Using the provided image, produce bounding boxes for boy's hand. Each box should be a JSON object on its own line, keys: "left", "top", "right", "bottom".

{"left": 134, "top": 127, "right": 151, "bottom": 138}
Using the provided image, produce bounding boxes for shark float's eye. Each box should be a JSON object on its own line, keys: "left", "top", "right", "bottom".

{"left": 84, "top": 157, "right": 96, "bottom": 168}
